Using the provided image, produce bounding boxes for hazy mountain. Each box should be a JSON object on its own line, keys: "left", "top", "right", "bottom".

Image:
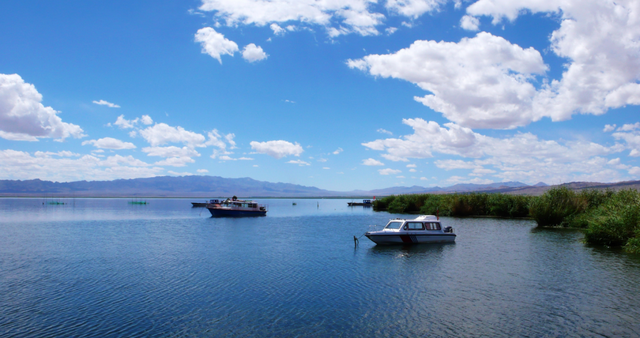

{"left": 0, "top": 176, "right": 636, "bottom": 197}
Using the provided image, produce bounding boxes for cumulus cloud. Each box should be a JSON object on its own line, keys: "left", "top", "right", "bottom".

{"left": 362, "top": 158, "right": 385, "bottom": 166}
{"left": 113, "top": 114, "right": 153, "bottom": 129}
{"left": 93, "top": 100, "right": 120, "bottom": 108}
{"left": 0, "top": 74, "right": 84, "bottom": 141}
{"left": 271, "top": 23, "right": 286, "bottom": 35}
{"left": 197, "top": 0, "right": 439, "bottom": 37}
{"left": 333, "top": 147, "right": 343, "bottom": 155}
{"left": 114, "top": 115, "right": 135, "bottom": 129}
{"left": 0, "top": 149, "right": 163, "bottom": 182}
{"left": 612, "top": 125, "right": 640, "bottom": 157}
{"left": 604, "top": 124, "right": 617, "bottom": 132}
{"left": 467, "top": 0, "right": 640, "bottom": 123}
{"left": 154, "top": 157, "right": 196, "bottom": 167}
{"left": 242, "top": 44, "right": 268, "bottom": 62}
{"left": 460, "top": 15, "right": 479, "bottom": 31}
{"left": 250, "top": 140, "right": 303, "bottom": 159}
{"left": 139, "top": 123, "right": 206, "bottom": 147}
{"left": 379, "top": 168, "right": 401, "bottom": 175}
{"left": 82, "top": 137, "right": 136, "bottom": 150}
{"left": 348, "top": 32, "right": 547, "bottom": 129}
{"left": 140, "top": 115, "right": 153, "bottom": 125}
{"left": 197, "top": 169, "right": 209, "bottom": 173}
{"left": 364, "top": 118, "right": 628, "bottom": 183}
{"left": 195, "top": 27, "right": 239, "bottom": 63}
{"left": 377, "top": 128, "right": 393, "bottom": 135}
{"left": 386, "top": 0, "right": 445, "bottom": 19}
{"left": 34, "top": 150, "right": 80, "bottom": 158}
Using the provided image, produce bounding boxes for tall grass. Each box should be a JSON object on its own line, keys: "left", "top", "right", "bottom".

{"left": 373, "top": 192, "right": 534, "bottom": 218}
{"left": 373, "top": 187, "right": 640, "bottom": 253}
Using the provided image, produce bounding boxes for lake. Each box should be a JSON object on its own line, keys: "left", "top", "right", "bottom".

{"left": 1, "top": 198, "right": 639, "bottom": 337}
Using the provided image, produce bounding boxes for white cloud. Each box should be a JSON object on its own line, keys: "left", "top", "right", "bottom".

{"left": 0, "top": 73, "right": 84, "bottom": 141}
{"left": 460, "top": 15, "right": 479, "bottom": 31}
{"left": 379, "top": 168, "right": 401, "bottom": 175}
{"left": 101, "top": 154, "right": 150, "bottom": 167}
{"left": 206, "top": 129, "right": 237, "bottom": 159}
{"left": 82, "top": 137, "right": 136, "bottom": 150}
{"left": 198, "top": 0, "right": 427, "bottom": 37}
{"left": 113, "top": 114, "right": 153, "bottom": 129}
{"left": 142, "top": 146, "right": 200, "bottom": 158}
{"left": 468, "top": 0, "right": 640, "bottom": 122}
{"left": 0, "top": 150, "right": 165, "bottom": 182}
{"left": 34, "top": 151, "right": 80, "bottom": 158}
{"left": 362, "top": 158, "right": 384, "bottom": 166}
{"left": 197, "top": 169, "right": 209, "bottom": 173}
{"left": 140, "top": 115, "right": 153, "bottom": 125}
{"left": 348, "top": 32, "right": 547, "bottom": 129}
{"left": 364, "top": 118, "right": 627, "bottom": 184}
{"left": 114, "top": 115, "right": 135, "bottom": 129}
{"left": 612, "top": 127, "right": 640, "bottom": 157}
{"left": 195, "top": 27, "right": 239, "bottom": 64}
{"left": 288, "top": 159, "right": 311, "bottom": 166}
{"left": 604, "top": 124, "right": 617, "bottom": 132}
{"left": 139, "top": 123, "right": 205, "bottom": 147}
{"left": 333, "top": 147, "right": 343, "bottom": 155}
{"left": 386, "top": 0, "right": 445, "bottom": 19}
{"left": 409, "top": 168, "right": 417, "bottom": 172}
{"left": 154, "top": 157, "right": 196, "bottom": 167}
{"left": 420, "top": 177, "right": 429, "bottom": 180}
{"left": 406, "top": 164, "right": 417, "bottom": 168}
{"left": 385, "top": 27, "right": 398, "bottom": 35}
{"left": 323, "top": 167, "right": 330, "bottom": 169}
{"left": 250, "top": 140, "right": 303, "bottom": 159}
{"left": 270, "top": 23, "right": 286, "bottom": 35}
{"left": 377, "top": 128, "right": 393, "bottom": 135}
{"left": 242, "top": 44, "right": 268, "bottom": 62}
{"left": 93, "top": 100, "right": 120, "bottom": 108}
{"left": 618, "top": 123, "right": 640, "bottom": 132}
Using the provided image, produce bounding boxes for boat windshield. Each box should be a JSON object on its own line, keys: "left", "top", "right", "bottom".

{"left": 385, "top": 221, "right": 403, "bottom": 230}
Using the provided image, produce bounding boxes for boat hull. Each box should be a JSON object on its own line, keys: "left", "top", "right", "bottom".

{"left": 207, "top": 208, "right": 267, "bottom": 217}
{"left": 365, "top": 233, "right": 456, "bottom": 245}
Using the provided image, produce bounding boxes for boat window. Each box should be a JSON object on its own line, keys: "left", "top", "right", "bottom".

{"left": 384, "top": 221, "right": 403, "bottom": 230}
{"left": 426, "top": 222, "right": 441, "bottom": 230}
{"left": 406, "top": 222, "right": 424, "bottom": 230}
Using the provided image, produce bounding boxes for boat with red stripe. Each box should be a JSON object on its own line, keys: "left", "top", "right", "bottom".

{"left": 365, "top": 215, "right": 455, "bottom": 245}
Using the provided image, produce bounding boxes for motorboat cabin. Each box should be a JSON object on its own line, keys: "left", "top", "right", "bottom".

{"left": 365, "top": 215, "right": 455, "bottom": 245}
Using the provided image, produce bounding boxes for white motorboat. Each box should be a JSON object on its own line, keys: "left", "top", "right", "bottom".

{"left": 365, "top": 215, "right": 455, "bottom": 245}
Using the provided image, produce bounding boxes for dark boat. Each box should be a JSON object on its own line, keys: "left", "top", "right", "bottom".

{"left": 206, "top": 197, "right": 268, "bottom": 217}
{"left": 348, "top": 199, "right": 373, "bottom": 207}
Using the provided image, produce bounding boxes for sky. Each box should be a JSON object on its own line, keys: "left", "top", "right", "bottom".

{"left": 1, "top": 0, "right": 640, "bottom": 191}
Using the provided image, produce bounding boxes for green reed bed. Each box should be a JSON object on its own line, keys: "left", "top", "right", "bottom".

{"left": 374, "top": 188, "right": 640, "bottom": 253}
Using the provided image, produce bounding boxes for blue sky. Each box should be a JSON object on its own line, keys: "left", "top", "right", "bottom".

{"left": 1, "top": 0, "right": 640, "bottom": 191}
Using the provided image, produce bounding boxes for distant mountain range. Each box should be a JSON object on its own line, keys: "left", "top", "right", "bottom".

{"left": 0, "top": 175, "right": 637, "bottom": 197}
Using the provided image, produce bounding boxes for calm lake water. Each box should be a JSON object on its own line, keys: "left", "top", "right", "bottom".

{"left": 1, "top": 198, "right": 639, "bottom": 337}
